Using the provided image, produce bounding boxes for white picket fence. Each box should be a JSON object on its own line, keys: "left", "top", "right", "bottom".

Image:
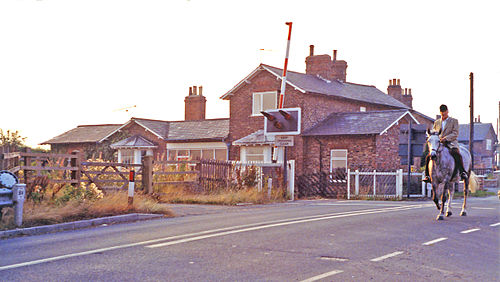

{"left": 347, "top": 169, "right": 427, "bottom": 200}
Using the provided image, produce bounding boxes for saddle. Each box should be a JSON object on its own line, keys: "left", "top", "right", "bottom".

{"left": 440, "top": 141, "right": 459, "bottom": 180}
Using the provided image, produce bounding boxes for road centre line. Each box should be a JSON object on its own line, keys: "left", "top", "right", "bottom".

{"left": 300, "top": 270, "right": 344, "bottom": 282}
{"left": 460, "top": 228, "right": 480, "bottom": 234}
{"left": 146, "top": 206, "right": 422, "bottom": 248}
{"left": 490, "top": 222, "right": 500, "bottom": 227}
{"left": 471, "top": 207, "right": 495, "bottom": 210}
{"left": 370, "top": 251, "right": 404, "bottom": 262}
{"left": 422, "top": 237, "right": 448, "bottom": 246}
{"left": 0, "top": 205, "right": 425, "bottom": 271}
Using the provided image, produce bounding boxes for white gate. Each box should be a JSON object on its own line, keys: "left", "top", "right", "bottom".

{"left": 347, "top": 169, "right": 428, "bottom": 199}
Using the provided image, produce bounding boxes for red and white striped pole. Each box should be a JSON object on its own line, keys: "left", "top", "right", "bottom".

{"left": 278, "top": 22, "right": 293, "bottom": 109}
{"left": 128, "top": 168, "right": 135, "bottom": 206}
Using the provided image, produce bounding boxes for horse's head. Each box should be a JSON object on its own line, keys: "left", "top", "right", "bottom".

{"left": 426, "top": 128, "right": 441, "bottom": 160}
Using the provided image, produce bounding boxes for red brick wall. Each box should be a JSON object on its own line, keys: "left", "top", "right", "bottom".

{"left": 227, "top": 69, "right": 398, "bottom": 162}
{"left": 185, "top": 94, "right": 206, "bottom": 121}
{"left": 119, "top": 122, "right": 167, "bottom": 159}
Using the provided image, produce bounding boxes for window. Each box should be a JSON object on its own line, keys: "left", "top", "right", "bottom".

{"left": 252, "top": 91, "right": 277, "bottom": 115}
{"left": 120, "top": 149, "right": 134, "bottom": 164}
{"left": 245, "top": 146, "right": 266, "bottom": 162}
{"left": 330, "top": 149, "right": 348, "bottom": 172}
{"left": 360, "top": 107, "right": 366, "bottom": 112}
{"left": 486, "top": 139, "right": 492, "bottom": 150}
{"left": 167, "top": 148, "right": 227, "bottom": 161}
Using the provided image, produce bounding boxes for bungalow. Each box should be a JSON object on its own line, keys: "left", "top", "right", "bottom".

{"left": 43, "top": 86, "right": 230, "bottom": 164}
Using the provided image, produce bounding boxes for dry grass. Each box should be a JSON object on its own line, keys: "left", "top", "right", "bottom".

{"left": 0, "top": 191, "right": 173, "bottom": 230}
{"left": 156, "top": 185, "right": 287, "bottom": 205}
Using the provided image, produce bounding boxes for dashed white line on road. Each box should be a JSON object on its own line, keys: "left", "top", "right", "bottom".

{"left": 422, "top": 237, "right": 448, "bottom": 246}
{"left": 460, "top": 228, "right": 480, "bottom": 234}
{"left": 370, "top": 251, "right": 404, "bottom": 262}
{"left": 300, "top": 270, "right": 344, "bottom": 282}
{"left": 490, "top": 222, "right": 500, "bottom": 227}
{"left": 472, "top": 207, "right": 495, "bottom": 210}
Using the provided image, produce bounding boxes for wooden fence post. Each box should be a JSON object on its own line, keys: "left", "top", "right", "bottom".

{"left": 24, "top": 148, "right": 31, "bottom": 185}
{"left": 70, "top": 151, "right": 81, "bottom": 187}
{"left": 142, "top": 155, "right": 153, "bottom": 194}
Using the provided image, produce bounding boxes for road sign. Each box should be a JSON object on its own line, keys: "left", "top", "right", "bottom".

{"left": 275, "top": 136, "right": 294, "bottom": 147}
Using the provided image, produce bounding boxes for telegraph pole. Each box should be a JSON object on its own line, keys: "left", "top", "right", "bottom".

{"left": 469, "top": 72, "right": 474, "bottom": 170}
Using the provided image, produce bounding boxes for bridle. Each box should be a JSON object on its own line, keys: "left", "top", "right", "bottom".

{"left": 428, "top": 135, "right": 443, "bottom": 157}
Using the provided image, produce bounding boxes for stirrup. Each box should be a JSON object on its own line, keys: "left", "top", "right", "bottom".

{"left": 460, "top": 172, "right": 468, "bottom": 181}
{"left": 423, "top": 176, "right": 431, "bottom": 183}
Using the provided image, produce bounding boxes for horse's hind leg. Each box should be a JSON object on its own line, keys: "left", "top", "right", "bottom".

{"left": 446, "top": 183, "right": 455, "bottom": 217}
{"left": 461, "top": 177, "right": 469, "bottom": 216}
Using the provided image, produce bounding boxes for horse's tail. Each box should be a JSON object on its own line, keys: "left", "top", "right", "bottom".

{"left": 468, "top": 171, "right": 479, "bottom": 193}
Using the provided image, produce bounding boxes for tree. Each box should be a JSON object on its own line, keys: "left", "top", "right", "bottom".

{"left": 0, "top": 129, "right": 27, "bottom": 150}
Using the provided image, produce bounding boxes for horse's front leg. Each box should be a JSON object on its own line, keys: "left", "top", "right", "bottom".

{"left": 446, "top": 183, "right": 455, "bottom": 217}
{"left": 461, "top": 177, "right": 469, "bottom": 216}
{"left": 432, "top": 183, "right": 440, "bottom": 210}
{"left": 437, "top": 186, "right": 447, "bottom": 221}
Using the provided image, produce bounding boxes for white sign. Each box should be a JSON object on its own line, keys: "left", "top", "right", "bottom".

{"left": 275, "top": 136, "right": 294, "bottom": 147}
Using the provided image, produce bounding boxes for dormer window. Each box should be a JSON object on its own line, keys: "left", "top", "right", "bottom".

{"left": 252, "top": 91, "right": 277, "bottom": 116}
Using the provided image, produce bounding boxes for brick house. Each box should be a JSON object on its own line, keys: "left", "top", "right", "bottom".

{"left": 458, "top": 122, "right": 498, "bottom": 169}
{"left": 43, "top": 86, "right": 230, "bottom": 163}
{"left": 220, "top": 46, "right": 433, "bottom": 176}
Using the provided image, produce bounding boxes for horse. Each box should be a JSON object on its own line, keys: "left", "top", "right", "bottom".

{"left": 426, "top": 129, "right": 474, "bottom": 220}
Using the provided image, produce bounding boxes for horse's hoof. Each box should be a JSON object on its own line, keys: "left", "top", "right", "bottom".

{"left": 436, "top": 215, "right": 444, "bottom": 221}
{"left": 460, "top": 211, "right": 467, "bottom": 216}
{"left": 446, "top": 211, "right": 452, "bottom": 217}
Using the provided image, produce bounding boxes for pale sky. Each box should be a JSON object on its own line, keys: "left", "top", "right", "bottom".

{"left": 1, "top": 0, "right": 499, "bottom": 147}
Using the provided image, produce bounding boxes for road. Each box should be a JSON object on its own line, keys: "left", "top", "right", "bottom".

{"left": 1, "top": 197, "right": 499, "bottom": 281}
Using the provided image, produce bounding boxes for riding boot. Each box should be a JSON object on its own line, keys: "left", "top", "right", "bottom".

{"left": 450, "top": 148, "right": 468, "bottom": 181}
{"left": 423, "top": 155, "right": 431, "bottom": 183}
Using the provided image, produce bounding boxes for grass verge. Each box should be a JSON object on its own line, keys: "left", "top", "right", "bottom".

{"left": 0, "top": 191, "right": 173, "bottom": 230}
{"left": 156, "top": 185, "right": 287, "bottom": 205}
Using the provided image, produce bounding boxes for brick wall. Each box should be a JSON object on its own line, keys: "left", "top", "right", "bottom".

{"left": 118, "top": 122, "right": 167, "bottom": 159}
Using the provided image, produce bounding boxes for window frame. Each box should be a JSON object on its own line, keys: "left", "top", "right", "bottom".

{"left": 330, "top": 149, "right": 348, "bottom": 173}
{"left": 252, "top": 91, "right": 278, "bottom": 116}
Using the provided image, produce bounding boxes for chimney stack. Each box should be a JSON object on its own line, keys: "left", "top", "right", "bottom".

{"left": 185, "top": 85, "right": 206, "bottom": 120}
{"left": 387, "top": 78, "right": 413, "bottom": 109}
{"left": 305, "top": 46, "right": 347, "bottom": 82}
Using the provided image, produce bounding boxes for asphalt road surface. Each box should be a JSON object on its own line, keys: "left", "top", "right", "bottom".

{"left": 1, "top": 197, "right": 499, "bottom": 281}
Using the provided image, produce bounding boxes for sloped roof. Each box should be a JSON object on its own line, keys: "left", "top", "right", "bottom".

{"left": 233, "top": 130, "right": 275, "bottom": 146}
{"left": 458, "top": 123, "right": 497, "bottom": 142}
{"left": 110, "top": 135, "right": 157, "bottom": 149}
{"left": 133, "top": 118, "right": 169, "bottom": 139}
{"left": 221, "top": 64, "right": 409, "bottom": 109}
{"left": 41, "top": 124, "right": 121, "bottom": 144}
{"left": 167, "top": 119, "right": 229, "bottom": 141}
{"left": 303, "top": 110, "right": 418, "bottom": 136}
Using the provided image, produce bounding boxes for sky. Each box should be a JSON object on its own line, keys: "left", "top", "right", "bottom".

{"left": 1, "top": 0, "right": 499, "bottom": 147}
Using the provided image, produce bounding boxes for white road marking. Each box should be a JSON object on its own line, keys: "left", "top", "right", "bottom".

{"left": 0, "top": 205, "right": 425, "bottom": 271}
{"left": 300, "top": 270, "right": 344, "bottom": 282}
{"left": 460, "top": 228, "right": 480, "bottom": 234}
{"left": 370, "top": 251, "right": 404, "bottom": 262}
{"left": 490, "top": 222, "right": 500, "bottom": 227}
{"left": 146, "top": 206, "right": 421, "bottom": 248}
{"left": 422, "top": 237, "right": 448, "bottom": 246}
{"left": 471, "top": 207, "right": 495, "bottom": 210}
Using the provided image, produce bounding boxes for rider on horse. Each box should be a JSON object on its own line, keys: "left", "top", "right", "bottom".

{"left": 423, "top": 104, "right": 468, "bottom": 183}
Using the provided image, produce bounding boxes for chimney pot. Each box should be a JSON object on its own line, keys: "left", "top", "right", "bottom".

{"left": 409, "top": 88, "right": 412, "bottom": 95}
{"left": 189, "top": 87, "right": 193, "bottom": 95}
{"left": 397, "top": 79, "right": 400, "bottom": 85}
{"left": 392, "top": 79, "right": 397, "bottom": 85}
{"left": 389, "top": 79, "right": 392, "bottom": 86}
{"left": 199, "top": 86, "right": 203, "bottom": 96}
{"left": 333, "top": 50, "right": 337, "bottom": 61}
{"left": 405, "top": 88, "right": 408, "bottom": 95}
{"left": 309, "top": 45, "right": 314, "bottom": 56}
{"left": 193, "top": 86, "right": 197, "bottom": 95}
